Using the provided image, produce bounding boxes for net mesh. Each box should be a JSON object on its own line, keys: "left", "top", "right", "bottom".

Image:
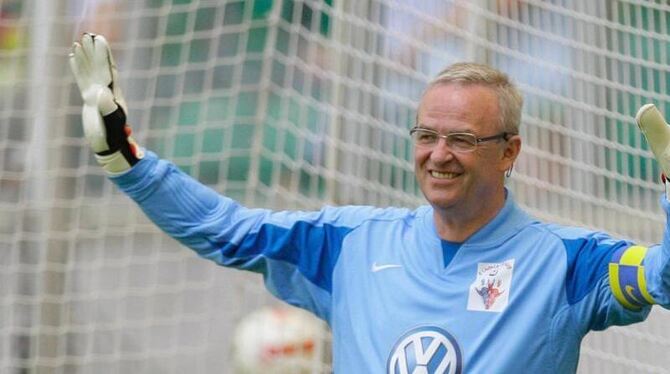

{"left": 1, "top": 0, "right": 669, "bottom": 372}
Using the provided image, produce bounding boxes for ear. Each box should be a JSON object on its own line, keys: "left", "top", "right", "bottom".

{"left": 498, "top": 135, "right": 521, "bottom": 172}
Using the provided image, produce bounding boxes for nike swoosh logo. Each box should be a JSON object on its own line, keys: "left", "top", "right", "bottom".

{"left": 371, "top": 262, "right": 403, "bottom": 272}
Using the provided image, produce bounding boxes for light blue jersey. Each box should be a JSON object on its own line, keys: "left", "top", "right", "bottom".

{"left": 112, "top": 152, "right": 670, "bottom": 373}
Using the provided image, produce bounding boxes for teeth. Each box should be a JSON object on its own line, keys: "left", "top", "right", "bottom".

{"left": 431, "top": 171, "right": 459, "bottom": 179}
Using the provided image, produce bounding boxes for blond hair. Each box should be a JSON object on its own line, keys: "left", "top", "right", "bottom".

{"left": 424, "top": 62, "right": 523, "bottom": 133}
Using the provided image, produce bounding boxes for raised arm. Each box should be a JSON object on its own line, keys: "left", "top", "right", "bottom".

{"left": 607, "top": 105, "right": 670, "bottom": 312}
{"left": 67, "top": 33, "right": 392, "bottom": 322}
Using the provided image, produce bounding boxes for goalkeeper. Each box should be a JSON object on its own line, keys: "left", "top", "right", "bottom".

{"left": 70, "top": 33, "right": 670, "bottom": 373}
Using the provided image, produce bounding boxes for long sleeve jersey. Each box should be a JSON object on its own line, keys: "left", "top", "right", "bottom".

{"left": 112, "top": 152, "right": 670, "bottom": 373}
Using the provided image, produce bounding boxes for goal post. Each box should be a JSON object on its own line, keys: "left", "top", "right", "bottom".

{"left": 1, "top": 0, "right": 669, "bottom": 372}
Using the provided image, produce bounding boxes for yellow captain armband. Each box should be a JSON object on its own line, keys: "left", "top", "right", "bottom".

{"left": 609, "top": 245, "right": 656, "bottom": 310}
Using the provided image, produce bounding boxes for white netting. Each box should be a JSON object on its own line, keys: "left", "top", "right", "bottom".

{"left": 1, "top": 0, "right": 669, "bottom": 372}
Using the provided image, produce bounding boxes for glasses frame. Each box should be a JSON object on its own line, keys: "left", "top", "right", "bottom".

{"left": 409, "top": 126, "right": 514, "bottom": 152}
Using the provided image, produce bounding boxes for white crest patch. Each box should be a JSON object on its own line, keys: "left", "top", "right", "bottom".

{"left": 467, "top": 259, "right": 515, "bottom": 313}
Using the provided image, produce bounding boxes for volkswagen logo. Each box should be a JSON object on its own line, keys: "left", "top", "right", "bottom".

{"left": 387, "top": 326, "right": 462, "bottom": 374}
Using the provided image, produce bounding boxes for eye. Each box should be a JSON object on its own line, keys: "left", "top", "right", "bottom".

{"left": 412, "top": 129, "right": 438, "bottom": 144}
{"left": 448, "top": 133, "right": 476, "bottom": 148}
{"left": 418, "top": 132, "right": 436, "bottom": 142}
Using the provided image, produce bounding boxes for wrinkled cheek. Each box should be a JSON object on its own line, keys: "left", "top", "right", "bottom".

{"left": 414, "top": 159, "right": 427, "bottom": 179}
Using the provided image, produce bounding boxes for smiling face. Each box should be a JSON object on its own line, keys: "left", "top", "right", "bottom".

{"left": 415, "top": 83, "right": 519, "bottom": 215}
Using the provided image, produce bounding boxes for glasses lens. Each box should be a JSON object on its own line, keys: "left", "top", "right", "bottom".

{"left": 411, "top": 129, "right": 438, "bottom": 146}
{"left": 446, "top": 133, "right": 477, "bottom": 151}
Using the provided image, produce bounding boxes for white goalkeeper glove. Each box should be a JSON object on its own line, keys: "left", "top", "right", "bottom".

{"left": 69, "top": 33, "right": 143, "bottom": 174}
{"left": 636, "top": 103, "right": 670, "bottom": 198}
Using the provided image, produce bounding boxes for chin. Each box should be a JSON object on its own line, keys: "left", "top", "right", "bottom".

{"left": 424, "top": 192, "right": 461, "bottom": 210}
{"left": 429, "top": 201, "right": 459, "bottom": 211}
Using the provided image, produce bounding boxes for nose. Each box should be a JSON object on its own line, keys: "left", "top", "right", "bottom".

{"left": 429, "top": 138, "right": 456, "bottom": 163}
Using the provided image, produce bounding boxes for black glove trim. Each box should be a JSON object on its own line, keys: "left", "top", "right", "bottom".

{"left": 96, "top": 106, "right": 140, "bottom": 166}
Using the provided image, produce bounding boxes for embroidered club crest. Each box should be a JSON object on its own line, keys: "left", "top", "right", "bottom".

{"left": 467, "top": 259, "right": 515, "bottom": 312}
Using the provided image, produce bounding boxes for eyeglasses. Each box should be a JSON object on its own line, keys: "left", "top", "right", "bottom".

{"left": 409, "top": 127, "right": 513, "bottom": 152}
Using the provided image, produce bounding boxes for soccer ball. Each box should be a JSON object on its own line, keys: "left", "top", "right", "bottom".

{"left": 231, "top": 305, "right": 327, "bottom": 374}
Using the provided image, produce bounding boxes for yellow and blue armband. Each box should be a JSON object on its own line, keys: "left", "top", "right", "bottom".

{"left": 609, "top": 245, "right": 656, "bottom": 310}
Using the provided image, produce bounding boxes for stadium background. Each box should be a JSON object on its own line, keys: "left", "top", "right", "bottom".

{"left": 0, "top": 0, "right": 669, "bottom": 372}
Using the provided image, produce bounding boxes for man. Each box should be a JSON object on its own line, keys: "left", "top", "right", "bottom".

{"left": 70, "top": 33, "right": 670, "bottom": 373}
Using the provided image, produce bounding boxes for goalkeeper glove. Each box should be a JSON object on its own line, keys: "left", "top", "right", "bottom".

{"left": 69, "top": 33, "right": 143, "bottom": 174}
{"left": 636, "top": 103, "right": 670, "bottom": 198}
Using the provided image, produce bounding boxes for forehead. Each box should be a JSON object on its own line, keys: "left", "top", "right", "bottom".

{"left": 418, "top": 84, "right": 500, "bottom": 133}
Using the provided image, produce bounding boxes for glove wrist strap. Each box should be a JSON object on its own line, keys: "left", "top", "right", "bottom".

{"left": 95, "top": 106, "right": 144, "bottom": 173}
{"left": 95, "top": 147, "right": 144, "bottom": 175}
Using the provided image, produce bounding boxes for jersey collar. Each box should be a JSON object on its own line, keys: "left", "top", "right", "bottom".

{"left": 422, "top": 189, "right": 536, "bottom": 247}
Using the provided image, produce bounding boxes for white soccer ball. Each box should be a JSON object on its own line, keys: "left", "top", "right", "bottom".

{"left": 231, "top": 305, "right": 327, "bottom": 374}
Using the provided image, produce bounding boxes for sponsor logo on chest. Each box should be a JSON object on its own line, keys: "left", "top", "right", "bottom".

{"left": 387, "top": 326, "right": 462, "bottom": 374}
{"left": 467, "top": 259, "right": 515, "bottom": 312}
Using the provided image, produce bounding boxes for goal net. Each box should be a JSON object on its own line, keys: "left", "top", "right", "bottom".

{"left": 1, "top": 0, "right": 668, "bottom": 372}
